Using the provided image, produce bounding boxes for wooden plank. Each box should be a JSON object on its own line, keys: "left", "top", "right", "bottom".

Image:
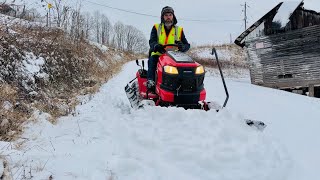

{"left": 309, "top": 84, "right": 315, "bottom": 97}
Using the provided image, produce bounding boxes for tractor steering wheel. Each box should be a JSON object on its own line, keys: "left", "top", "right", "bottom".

{"left": 163, "top": 44, "right": 178, "bottom": 48}
{"left": 163, "top": 44, "right": 179, "bottom": 51}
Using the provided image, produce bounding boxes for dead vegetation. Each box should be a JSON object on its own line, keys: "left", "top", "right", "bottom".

{"left": 188, "top": 44, "right": 248, "bottom": 69}
{"left": 0, "top": 83, "right": 28, "bottom": 141}
{"left": 0, "top": 24, "right": 138, "bottom": 141}
{"left": 0, "top": 157, "right": 12, "bottom": 180}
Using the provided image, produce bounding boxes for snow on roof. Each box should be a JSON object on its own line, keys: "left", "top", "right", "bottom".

{"left": 273, "top": 1, "right": 302, "bottom": 28}
{"left": 234, "top": 1, "right": 304, "bottom": 47}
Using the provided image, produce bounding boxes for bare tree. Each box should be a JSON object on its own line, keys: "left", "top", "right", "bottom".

{"left": 75, "top": 1, "right": 85, "bottom": 41}
{"left": 60, "top": 5, "right": 71, "bottom": 29}
{"left": 132, "top": 30, "right": 148, "bottom": 53}
{"left": 47, "top": 0, "right": 71, "bottom": 28}
{"left": 61, "top": 6, "right": 71, "bottom": 31}
{"left": 9, "top": 0, "right": 148, "bottom": 52}
{"left": 69, "top": 10, "right": 78, "bottom": 39}
{"left": 93, "top": 11, "right": 101, "bottom": 43}
{"left": 113, "top": 21, "right": 126, "bottom": 51}
{"left": 82, "top": 12, "right": 93, "bottom": 40}
{"left": 123, "top": 25, "right": 147, "bottom": 53}
{"left": 69, "top": 9, "right": 85, "bottom": 41}
{"left": 101, "top": 14, "right": 112, "bottom": 45}
{"left": 52, "top": 0, "right": 63, "bottom": 27}
{"left": 15, "top": 7, "right": 42, "bottom": 21}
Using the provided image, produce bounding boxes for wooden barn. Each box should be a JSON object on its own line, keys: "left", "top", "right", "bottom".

{"left": 234, "top": 1, "right": 320, "bottom": 97}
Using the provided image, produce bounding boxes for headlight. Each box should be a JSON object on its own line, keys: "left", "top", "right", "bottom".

{"left": 195, "top": 65, "right": 204, "bottom": 74}
{"left": 164, "top": 66, "right": 178, "bottom": 74}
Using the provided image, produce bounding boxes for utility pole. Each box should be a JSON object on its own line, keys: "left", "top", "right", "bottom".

{"left": 244, "top": 2, "right": 247, "bottom": 30}
{"left": 241, "top": 2, "right": 248, "bottom": 30}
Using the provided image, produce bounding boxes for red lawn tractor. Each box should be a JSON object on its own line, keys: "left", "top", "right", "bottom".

{"left": 125, "top": 45, "right": 266, "bottom": 130}
{"left": 125, "top": 44, "right": 224, "bottom": 110}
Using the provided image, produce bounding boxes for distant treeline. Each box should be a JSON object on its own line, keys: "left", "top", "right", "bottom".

{"left": 0, "top": 0, "right": 148, "bottom": 53}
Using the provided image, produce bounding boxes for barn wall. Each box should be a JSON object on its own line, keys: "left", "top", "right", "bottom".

{"left": 245, "top": 24, "right": 320, "bottom": 88}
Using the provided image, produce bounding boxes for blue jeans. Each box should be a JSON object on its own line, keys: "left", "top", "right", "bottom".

{"left": 147, "top": 55, "right": 159, "bottom": 81}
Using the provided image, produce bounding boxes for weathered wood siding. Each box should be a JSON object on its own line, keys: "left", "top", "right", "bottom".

{"left": 246, "top": 24, "right": 320, "bottom": 88}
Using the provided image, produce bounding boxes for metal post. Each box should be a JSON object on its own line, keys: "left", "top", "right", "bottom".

{"left": 212, "top": 48, "right": 229, "bottom": 108}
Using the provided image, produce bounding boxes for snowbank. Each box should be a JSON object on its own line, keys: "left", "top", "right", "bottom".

{"left": 2, "top": 61, "right": 309, "bottom": 180}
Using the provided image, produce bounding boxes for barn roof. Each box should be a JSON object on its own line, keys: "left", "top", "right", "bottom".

{"left": 234, "top": 1, "right": 304, "bottom": 47}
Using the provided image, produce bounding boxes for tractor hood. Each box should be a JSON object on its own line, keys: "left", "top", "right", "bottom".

{"left": 167, "top": 51, "right": 195, "bottom": 63}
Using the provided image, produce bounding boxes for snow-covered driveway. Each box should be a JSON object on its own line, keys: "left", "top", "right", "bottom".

{"left": 2, "top": 60, "right": 320, "bottom": 180}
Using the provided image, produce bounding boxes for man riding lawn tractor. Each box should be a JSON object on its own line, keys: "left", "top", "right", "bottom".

{"left": 147, "top": 6, "right": 190, "bottom": 91}
{"left": 124, "top": 6, "right": 266, "bottom": 131}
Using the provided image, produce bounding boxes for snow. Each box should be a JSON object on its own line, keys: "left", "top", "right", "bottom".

{"left": 87, "top": 40, "right": 124, "bottom": 62}
{"left": 89, "top": 41, "right": 109, "bottom": 53}
{"left": 272, "top": 1, "right": 302, "bottom": 28}
{"left": 193, "top": 47, "right": 232, "bottom": 61}
{"left": 210, "top": 79, "right": 320, "bottom": 180}
{"left": 191, "top": 47, "right": 246, "bottom": 63}
{"left": 1, "top": 60, "right": 320, "bottom": 179}
{"left": 206, "top": 67, "right": 250, "bottom": 79}
{"left": 0, "top": 14, "right": 44, "bottom": 28}
{"left": 113, "top": 54, "right": 124, "bottom": 61}
{"left": 22, "top": 52, "right": 45, "bottom": 75}
{"left": 8, "top": 28, "right": 17, "bottom": 34}
{"left": 2, "top": 101, "right": 13, "bottom": 110}
{"left": 20, "top": 52, "right": 48, "bottom": 91}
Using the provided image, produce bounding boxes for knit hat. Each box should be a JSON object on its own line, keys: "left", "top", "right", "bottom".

{"left": 161, "top": 6, "right": 177, "bottom": 25}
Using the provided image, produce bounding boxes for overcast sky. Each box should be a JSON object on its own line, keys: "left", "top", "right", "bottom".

{"left": 12, "top": 0, "right": 320, "bottom": 45}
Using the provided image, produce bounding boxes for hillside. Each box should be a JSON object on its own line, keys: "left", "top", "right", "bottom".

{"left": 0, "top": 14, "right": 138, "bottom": 141}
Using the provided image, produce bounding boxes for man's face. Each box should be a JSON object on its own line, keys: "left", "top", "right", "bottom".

{"left": 163, "top": 12, "right": 173, "bottom": 26}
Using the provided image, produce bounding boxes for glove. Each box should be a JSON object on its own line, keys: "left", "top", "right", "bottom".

{"left": 154, "top": 44, "right": 166, "bottom": 54}
{"left": 176, "top": 41, "right": 185, "bottom": 52}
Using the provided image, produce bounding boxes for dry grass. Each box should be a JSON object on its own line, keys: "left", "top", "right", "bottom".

{"left": 0, "top": 84, "right": 30, "bottom": 141}
{"left": 0, "top": 157, "right": 12, "bottom": 180}
{"left": 0, "top": 24, "right": 136, "bottom": 141}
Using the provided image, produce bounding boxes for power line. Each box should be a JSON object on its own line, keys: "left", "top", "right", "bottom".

{"left": 83, "top": 0, "right": 158, "bottom": 18}
{"left": 179, "top": 18, "right": 242, "bottom": 23}
{"left": 83, "top": 0, "right": 242, "bottom": 23}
